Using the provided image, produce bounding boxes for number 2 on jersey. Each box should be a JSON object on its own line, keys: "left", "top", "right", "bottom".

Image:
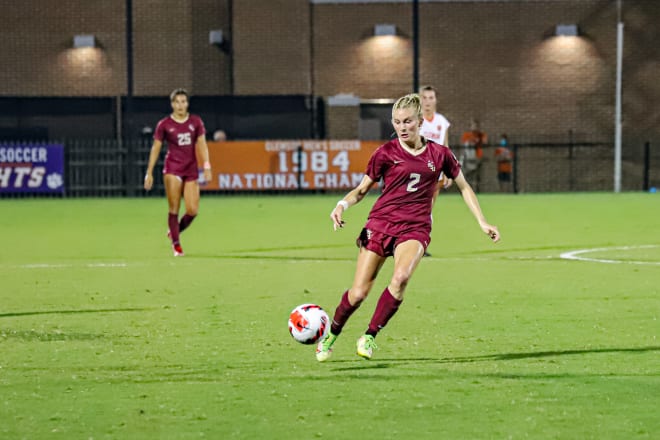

{"left": 406, "top": 173, "right": 421, "bottom": 192}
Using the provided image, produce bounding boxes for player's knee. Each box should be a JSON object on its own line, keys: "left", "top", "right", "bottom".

{"left": 391, "top": 269, "right": 412, "bottom": 290}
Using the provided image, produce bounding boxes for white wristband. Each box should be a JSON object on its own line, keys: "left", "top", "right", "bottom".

{"left": 336, "top": 200, "right": 349, "bottom": 210}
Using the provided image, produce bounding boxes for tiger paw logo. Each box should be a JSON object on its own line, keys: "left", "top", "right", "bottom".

{"left": 427, "top": 161, "right": 436, "bottom": 172}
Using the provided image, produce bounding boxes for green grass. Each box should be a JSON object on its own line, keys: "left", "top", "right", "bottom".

{"left": 1, "top": 193, "right": 659, "bottom": 439}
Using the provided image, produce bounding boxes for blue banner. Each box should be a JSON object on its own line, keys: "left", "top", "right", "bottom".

{"left": 0, "top": 144, "right": 65, "bottom": 194}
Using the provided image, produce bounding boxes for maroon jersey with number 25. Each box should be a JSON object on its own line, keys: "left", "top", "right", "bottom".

{"left": 364, "top": 138, "right": 461, "bottom": 237}
{"left": 154, "top": 114, "right": 206, "bottom": 179}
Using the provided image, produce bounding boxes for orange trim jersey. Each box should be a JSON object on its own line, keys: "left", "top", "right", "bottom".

{"left": 420, "top": 113, "right": 450, "bottom": 145}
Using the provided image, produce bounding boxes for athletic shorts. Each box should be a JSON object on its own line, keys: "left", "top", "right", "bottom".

{"left": 163, "top": 170, "right": 199, "bottom": 183}
{"left": 356, "top": 228, "right": 431, "bottom": 258}
{"left": 497, "top": 172, "right": 511, "bottom": 182}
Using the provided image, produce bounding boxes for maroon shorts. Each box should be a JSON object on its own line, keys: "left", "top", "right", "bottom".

{"left": 163, "top": 169, "right": 199, "bottom": 183}
{"left": 356, "top": 228, "right": 431, "bottom": 258}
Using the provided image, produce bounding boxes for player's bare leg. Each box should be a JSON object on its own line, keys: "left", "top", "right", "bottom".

{"left": 164, "top": 174, "right": 184, "bottom": 256}
{"left": 179, "top": 180, "right": 200, "bottom": 234}
{"left": 358, "top": 240, "right": 424, "bottom": 359}
{"left": 316, "top": 248, "right": 385, "bottom": 362}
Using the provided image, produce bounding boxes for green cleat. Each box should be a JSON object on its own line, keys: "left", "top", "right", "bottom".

{"left": 315, "top": 332, "right": 338, "bottom": 362}
{"left": 356, "top": 335, "right": 377, "bottom": 360}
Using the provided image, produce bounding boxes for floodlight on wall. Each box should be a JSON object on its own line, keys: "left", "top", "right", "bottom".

{"left": 209, "top": 30, "right": 224, "bottom": 45}
{"left": 73, "top": 34, "right": 96, "bottom": 48}
{"left": 209, "top": 29, "right": 230, "bottom": 53}
{"left": 555, "top": 24, "right": 579, "bottom": 37}
{"left": 374, "top": 24, "right": 396, "bottom": 37}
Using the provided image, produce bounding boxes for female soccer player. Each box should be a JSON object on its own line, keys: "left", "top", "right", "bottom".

{"left": 144, "top": 88, "right": 212, "bottom": 256}
{"left": 316, "top": 93, "right": 500, "bottom": 361}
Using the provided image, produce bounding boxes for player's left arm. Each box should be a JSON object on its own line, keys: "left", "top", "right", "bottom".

{"left": 440, "top": 131, "right": 453, "bottom": 191}
{"left": 454, "top": 171, "right": 500, "bottom": 242}
{"left": 195, "top": 134, "right": 212, "bottom": 182}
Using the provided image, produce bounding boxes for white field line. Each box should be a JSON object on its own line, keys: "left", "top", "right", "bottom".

{"left": 4, "top": 259, "right": 345, "bottom": 269}
{"left": 10, "top": 262, "right": 130, "bottom": 269}
{"left": 6, "top": 246, "right": 658, "bottom": 269}
{"left": 560, "top": 245, "right": 660, "bottom": 266}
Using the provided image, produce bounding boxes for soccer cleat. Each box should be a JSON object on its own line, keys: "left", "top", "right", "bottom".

{"left": 356, "top": 335, "right": 377, "bottom": 360}
{"left": 315, "top": 332, "right": 338, "bottom": 362}
{"left": 172, "top": 243, "right": 184, "bottom": 257}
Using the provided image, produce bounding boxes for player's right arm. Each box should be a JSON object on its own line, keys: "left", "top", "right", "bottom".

{"left": 144, "top": 139, "right": 163, "bottom": 191}
{"left": 330, "top": 175, "right": 374, "bottom": 231}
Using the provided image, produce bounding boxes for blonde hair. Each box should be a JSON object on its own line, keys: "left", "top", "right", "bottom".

{"left": 392, "top": 93, "right": 423, "bottom": 120}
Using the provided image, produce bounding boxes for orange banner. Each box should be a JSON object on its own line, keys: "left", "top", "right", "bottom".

{"left": 201, "top": 140, "right": 382, "bottom": 191}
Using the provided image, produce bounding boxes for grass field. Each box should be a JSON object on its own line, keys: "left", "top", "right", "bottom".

{"left": 1, "top": 193, "right": 659, "bottom": 439}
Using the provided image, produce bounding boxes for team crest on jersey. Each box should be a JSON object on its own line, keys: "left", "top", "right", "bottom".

{"left": 427, "top": 160, "right": 436, "bottom": 172}
{"left": 188, "top": 124, "right": 195, "bottom": 131}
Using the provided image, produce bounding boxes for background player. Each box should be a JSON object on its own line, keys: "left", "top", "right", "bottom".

{"left": 144, "top": 88, "right": 212, "bottom": 256}
{"left": 315, "top": 93, "right": 500, "bottom": 362}
{"left": 420, "top": 85, "right": 452, "bottom": 257}
{"left": 420, "top": 85, "right": 452, "bottom": 188}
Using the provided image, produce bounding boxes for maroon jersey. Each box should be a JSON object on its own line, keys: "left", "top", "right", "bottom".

{"left": 364, "top": 139, "right": 461, "bottom": 236}
{"left": 154, "top": 114, "right": 206, "bottom": 178}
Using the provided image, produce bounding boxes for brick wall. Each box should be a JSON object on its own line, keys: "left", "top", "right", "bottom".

{"left": 0, "top": 0, "right": 125, "bottom": 96}
{"left": 0, "top": 0, "right": 658, "bottom": 144}
{"left": 325, "top": 100, "right": 360, "bottom": 139}
{"left": 232, "top": 0, "right": 312, "bottom": 95}
{"left": 133, "top": 0, "right": 194, "bottom": 96}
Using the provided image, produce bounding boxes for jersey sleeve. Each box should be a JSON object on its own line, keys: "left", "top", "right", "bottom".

{"left": 365, "top": 145, "right": 388, "bottom": 182}
{"left": 442, "top": 147, "right": 461, "bottom": 180}
{"left": 154, "top": 119, "right": 166, "bottom": 142}
{"left": 439, "top": 114, "right": 451, "bottom": 130}
{"left": 195, "top": 115, "right": 207, "bottom": 139}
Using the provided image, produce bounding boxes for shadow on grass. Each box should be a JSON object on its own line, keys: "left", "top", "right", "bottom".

{"left": 0, "top": 307, "right": 152, "bottom": 319}
{"left": 331, "top": 346, "right": 660, "bottom": 372}
{"left": 0, "top": 308, "right": 154, "bottom": 342}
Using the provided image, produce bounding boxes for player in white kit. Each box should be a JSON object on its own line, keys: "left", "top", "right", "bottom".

{"left": 419, "top": 85, "right": 452, "bottom": 256}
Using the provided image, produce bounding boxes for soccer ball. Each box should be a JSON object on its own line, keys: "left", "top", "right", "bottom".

{"left": 288, "top": 304, "right": 330, "bottom": 345}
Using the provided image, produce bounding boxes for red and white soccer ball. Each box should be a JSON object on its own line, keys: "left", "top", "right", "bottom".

{"left": 288, "top": 304, "right": 330, "bottom": 345}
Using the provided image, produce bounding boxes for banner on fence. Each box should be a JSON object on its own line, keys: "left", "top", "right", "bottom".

{"left": 201, "top": 140, "right": 382, "bottom": 191}
{"left": 0, "top": 144, "right": 65, "bottom": 194}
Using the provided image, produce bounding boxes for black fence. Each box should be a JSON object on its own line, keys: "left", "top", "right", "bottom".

{"left": 0, "top": 96, "right": 324, "bottom": 141}
{"left": 470, "top": 142, "right": 657, "bottom": 194}
{"left": 1, "top": 139, "right": 657, "bottom": 198}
